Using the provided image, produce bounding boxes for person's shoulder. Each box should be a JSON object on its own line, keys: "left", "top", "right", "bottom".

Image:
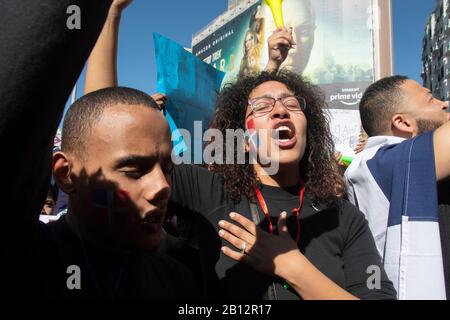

{"left": 304, "top": 197, "right": 362, "bottom": 222}
{"left": 335, "top": 198, "right": 367, "bottom": 225}
{"left": 173, "top": 163, "right": 226, "bottom": 196}
{"left": 346, "top": 136, "right": 398, "bottom": 178}
{"left": 357, "top": 136, "right": 409, "bottom": 177}
{"left": 304, "top": 198, "right": 366, "bottom": 237}
{"left": 374, "top": 133, "right": 433, "bottom": 159}
{"left": 339, "top": 198, "right": 363, "bottom": 213}
{"left": 367, "top": 133, "right": 435, "bottom": 175}
{"left": 331, "top": 199, "right": 374, "bottom": 244}
{"left": 358, "top": 136, "right": 403, "bottom": 160}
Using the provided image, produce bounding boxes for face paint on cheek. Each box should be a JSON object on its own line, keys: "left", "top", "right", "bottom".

{"left": 111, "top": 189, "right": 130, "bottom": 225}
{"left": 114, "top": 189, "right": 130, "bottom": 208}
{"left": 247, "top": 118, "right": 255, "bottom": 130}
{"left": 245, "top": 119, "right": 259, "bottom": 151}
{"left": 91, "top": 188, "right": 130, "bottom": 225}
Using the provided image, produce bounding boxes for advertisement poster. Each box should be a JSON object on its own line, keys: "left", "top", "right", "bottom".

{"left": 193, "top": 0, "right": 376, "bottom": 155}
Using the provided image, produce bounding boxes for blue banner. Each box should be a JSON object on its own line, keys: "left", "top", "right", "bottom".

{"left": 153, "top": 33, "right": 225, "bottom": 161}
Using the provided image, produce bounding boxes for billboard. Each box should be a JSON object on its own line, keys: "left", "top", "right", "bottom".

{"left": 192, "top": 0, "right": 388, "bottom": 155}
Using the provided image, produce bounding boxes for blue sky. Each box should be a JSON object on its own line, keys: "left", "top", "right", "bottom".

{"left": 74, "top": 0, "right": 226, "bottom": 100}
{"left": 392, "top": 0, "right": 436, "bottom": 83}
{"left": 73, "top": 0, "right": 437, "bottom": 100}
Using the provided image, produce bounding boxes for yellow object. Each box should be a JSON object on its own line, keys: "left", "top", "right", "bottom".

{"left": 264, "top": 0, "right": 285, "bottom": 28}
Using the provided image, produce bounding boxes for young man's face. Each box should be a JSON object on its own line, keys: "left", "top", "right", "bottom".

{"left": 400, "top": 80, "right": 449, "bottom": 135}
{"left": 69, "top": 104, "right": 172, "bottom": 253}
{"left": 245, "top": 81, "right": 307, "bottom": 169}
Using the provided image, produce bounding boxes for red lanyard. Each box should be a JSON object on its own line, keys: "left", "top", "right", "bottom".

{"left": 254, "top": 182, "right": 305, "bottom": 244}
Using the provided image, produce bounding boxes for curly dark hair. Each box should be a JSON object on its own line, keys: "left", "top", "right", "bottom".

{"left": 206, "top": 70, "right": 346, "bottom": 205}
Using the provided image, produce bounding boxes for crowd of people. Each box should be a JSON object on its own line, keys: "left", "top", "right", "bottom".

{"left": 1, "top": 0, "right": 449, "bottom": 301}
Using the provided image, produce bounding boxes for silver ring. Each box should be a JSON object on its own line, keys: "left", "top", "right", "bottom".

{"left": 240, "top": 242, "right": 247, "bottom": 254}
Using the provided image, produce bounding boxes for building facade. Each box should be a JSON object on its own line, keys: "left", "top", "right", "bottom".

{"left": 422, "top": 0, "right": 450, "bottom": 101}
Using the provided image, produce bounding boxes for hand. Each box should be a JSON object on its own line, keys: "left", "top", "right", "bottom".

{"left": 353, "top": 132, "right": 368, "bottom": 154}
{"left": 219, "top": 212, "right": 359, "bottom": 300}
{"left": 265, "top": 27, "right": 296, "bottom": 71}
{"left": 109, "top": 0, "right": 133, "bottom": 16}
{"left": 353, "top": 142, "right": 366, "bottom": 154}
{"left": 218, "top": 211, "right": 302, "bottom": 280}
{"left": 151, "top": 93, "right": 167, "bottom": 110}
{"left": 334, "top": 151, "right": 345, "bottom": 166}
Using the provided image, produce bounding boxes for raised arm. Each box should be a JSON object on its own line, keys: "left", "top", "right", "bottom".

{"left": 434, "top": 121, "right": 450, "bottom": 181}
{"left": 264, "top": 27, "right": 296, "bottom": 72}
{"left": 84, "top": 0, "right": 166, "bottom": 105}
{"left": 84, "top": 0, "right": 132, "bottom": 94}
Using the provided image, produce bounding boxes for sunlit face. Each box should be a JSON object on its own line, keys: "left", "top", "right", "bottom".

{"left": 245, "top": 81, "right": 307, "bottom": 169}
{"left": 400, "top": 80, "right": 449, "bottom": 135}
{"left": 69, "top": 105, "right": 173, "bottom": 253}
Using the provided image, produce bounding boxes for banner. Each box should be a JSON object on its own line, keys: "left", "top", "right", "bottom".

{"left": 154, "top": 33, "right": 226, "bottom": 159}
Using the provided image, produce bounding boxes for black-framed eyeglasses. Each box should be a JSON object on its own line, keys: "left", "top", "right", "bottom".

{"left": 247, "top": 95, "right": 306, "bottom": 118}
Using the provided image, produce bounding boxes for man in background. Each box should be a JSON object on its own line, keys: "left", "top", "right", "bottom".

{"left": 345, "top": 76, "right": 450, "bottom": 299}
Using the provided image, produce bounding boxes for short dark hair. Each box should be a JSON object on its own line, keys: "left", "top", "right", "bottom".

{"left": 61, "top": 87, "right": 159, "bottom": 158}
{"left": 359, "top": 75, "right": 409, "bottom": 137}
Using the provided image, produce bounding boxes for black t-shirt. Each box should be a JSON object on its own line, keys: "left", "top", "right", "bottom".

{"left": 7, "top": 217, "right": 198, "bottom": 300}
{"left": 170, "top": 164, "right": 397, "bottom": 300}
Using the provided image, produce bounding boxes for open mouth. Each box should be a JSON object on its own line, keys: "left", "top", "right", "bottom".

{"left": 272, "top": 122, "right": 297, "bottom": 148}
